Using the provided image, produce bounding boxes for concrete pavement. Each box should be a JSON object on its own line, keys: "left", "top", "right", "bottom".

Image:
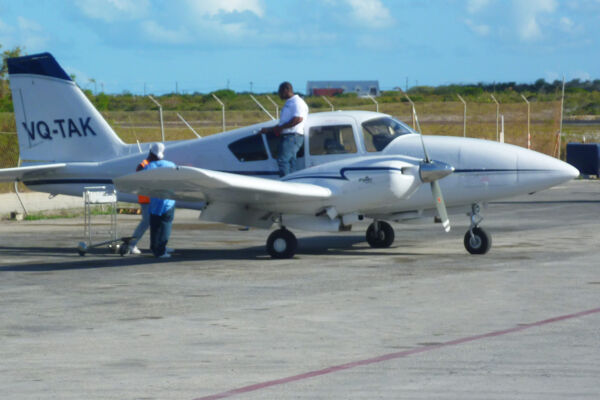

{"left": 0, "top": 180, "right": 599, "bottom": 399}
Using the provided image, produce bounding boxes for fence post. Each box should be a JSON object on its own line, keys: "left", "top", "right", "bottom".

{"left": 367, "top": 95, "right": 379, "bottom": 113}
{"left": 490, "top": 94, "right": 500, "bottom": 141}
{"left": 147, "top": 95, "right": 165, "bottom": 143}
{"left": 457, "top": 94, "right": 467, "bottom": 137}
{"left": 520, "top": 94, "right": 531, "bottom": 149}
{"left": 322, "top": 96, "right": 335, "bottom": 111}
{"left": 250, "top": 95, "right": 275, "bottom": 120}
{"left": 211, "top": 93, "right": 226, "bottom": 132}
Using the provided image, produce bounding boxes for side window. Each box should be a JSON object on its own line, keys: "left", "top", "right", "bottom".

{"left": 309, "top": 125, "right": 357, "bottom": 155}
{"left": 228, "top": 135, "right": 268, "bottom": 162}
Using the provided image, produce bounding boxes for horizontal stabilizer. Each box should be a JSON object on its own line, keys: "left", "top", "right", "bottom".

{"left": 0, "top": 163, "right": 67, "bottom": 182}
{"left": 115, "top": 166, "right": 333, "bottom": 213}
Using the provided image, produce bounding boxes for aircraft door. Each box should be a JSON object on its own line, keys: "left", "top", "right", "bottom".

{"left": 304, "top": 118, "right": 360, "bottom": 167}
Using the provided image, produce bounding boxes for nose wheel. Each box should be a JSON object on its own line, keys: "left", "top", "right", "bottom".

{"left": 464, "top": 227, "right": 491, "bottom": 254}
{"left": 266, "top": 228, "right": 297, "bottom": 259}
{"left": 464, "top": 204, "right": 492, "bottom": 254}
{"left": 366, "top": 221, "right": 395, "bottom": 248}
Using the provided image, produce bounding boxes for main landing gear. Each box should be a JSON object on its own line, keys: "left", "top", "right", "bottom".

{"left": 264, "top": 205, "right": 492, "bottom": 258}
{"left": 464, "top": 203, "right": 491, "bottom": 255}
{"left": 366, "top": 220, "right": 395, "bottom": 248}
{"left": 266, "top": 227, "right": 297, "bottom": 259}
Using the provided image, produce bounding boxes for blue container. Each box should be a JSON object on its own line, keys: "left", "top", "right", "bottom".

{"left": 566, "top": 143, "right": 600, "bottom": 176}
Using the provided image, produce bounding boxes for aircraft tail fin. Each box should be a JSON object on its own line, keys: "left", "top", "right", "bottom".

{"left": 7, "top": 53, "right": 128, "bottom": 163}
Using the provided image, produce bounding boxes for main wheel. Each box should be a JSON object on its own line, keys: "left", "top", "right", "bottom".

{"left": 266, "top": 228, "right": 297, "bottom": 259}
{"left": 366, "top": 221, "right": 395, "bottom": 248}
{"left": 464, "top": 227, "right": 491, "bottom": 255}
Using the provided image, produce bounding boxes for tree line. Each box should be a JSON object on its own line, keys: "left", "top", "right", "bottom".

{"left": 1, "top": 45, "right": 598, "bottom": 115}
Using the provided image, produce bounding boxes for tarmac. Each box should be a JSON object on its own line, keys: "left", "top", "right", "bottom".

{"left": 0, "top": 180, "right": 599, "bottom": 400}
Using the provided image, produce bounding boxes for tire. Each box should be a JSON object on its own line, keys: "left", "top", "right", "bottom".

{"left": 266, "top": 228, "right": 297, "bottom": 259}
{"left": 366, "top": 221, "right": 395, "bottom": 248}
{"left": 464, "top": 227, "right": 492, "bottom": 255}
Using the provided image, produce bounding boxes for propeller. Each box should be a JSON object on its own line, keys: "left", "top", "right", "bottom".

{"left": 413, "top": 110, "right": 454, "bottom": 232}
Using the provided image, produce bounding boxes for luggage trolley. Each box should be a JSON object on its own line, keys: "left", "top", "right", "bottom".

{"left": 77, "top": 186, "right": 131, "bottom": 256}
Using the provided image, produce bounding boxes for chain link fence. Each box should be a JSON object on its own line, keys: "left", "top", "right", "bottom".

{"left": 0, "top": 101, "right": 570, "bottom": 193}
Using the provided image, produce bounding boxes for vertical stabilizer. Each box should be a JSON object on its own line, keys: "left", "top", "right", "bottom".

{"left": 7, "top": 53, "right": 127, "bottom": 163}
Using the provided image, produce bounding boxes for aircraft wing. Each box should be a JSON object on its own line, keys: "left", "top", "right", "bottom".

{"left": 114, "top": 166, "right": 334, "bottom": 214}
{"left": 0, "top": 163, "right": 67, "bottom": 182}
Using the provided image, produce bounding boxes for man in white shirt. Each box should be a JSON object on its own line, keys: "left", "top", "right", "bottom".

{"left": 259, "top": 82, "right": 309, "bottom": 176}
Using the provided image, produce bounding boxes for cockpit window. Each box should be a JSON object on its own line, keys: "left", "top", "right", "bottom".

{"left": 361, "top": 117, "right": 414, "bottom": 152}
{"left": 228, "top": 135, "right": 268, "bottom": 162}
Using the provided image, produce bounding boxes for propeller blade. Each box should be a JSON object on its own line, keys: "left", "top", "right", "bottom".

{"left": 413, "top": 106, "right": 451, "bottom": 233}
{"left": 431, "top": 180, "right": 451, "bottom": 232}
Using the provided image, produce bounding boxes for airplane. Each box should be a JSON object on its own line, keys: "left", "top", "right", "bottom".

{"left": 0, "top": 52, "right": 579, "bottom": 258}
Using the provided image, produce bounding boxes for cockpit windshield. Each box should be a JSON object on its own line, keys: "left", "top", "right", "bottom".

{"left": 361, "top": 117, "right": 414, "bottom": 152}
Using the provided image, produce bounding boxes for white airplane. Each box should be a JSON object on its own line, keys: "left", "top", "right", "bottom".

{"left": 0, "top": 53, "right": 579, "bottom": 258}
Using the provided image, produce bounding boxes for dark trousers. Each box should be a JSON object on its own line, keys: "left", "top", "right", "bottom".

{"left": 150, "top": 207, "right": 174, "bottom": 257}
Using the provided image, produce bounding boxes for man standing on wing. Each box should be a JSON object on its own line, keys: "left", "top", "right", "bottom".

{"left": 259, "top": 82, "right": 309, "bottom": 176}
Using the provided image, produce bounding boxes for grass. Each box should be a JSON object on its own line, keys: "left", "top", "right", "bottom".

{"left": 0, "top": 100, "right": 598, "bottom": 194}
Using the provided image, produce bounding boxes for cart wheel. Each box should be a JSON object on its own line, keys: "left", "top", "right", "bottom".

{"left": 77, "top": 242, "right": 87, "bottom": 257}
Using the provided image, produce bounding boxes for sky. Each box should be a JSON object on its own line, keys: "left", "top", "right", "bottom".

{"left": 0, "top": 0, "right": 598, "bottom": 94}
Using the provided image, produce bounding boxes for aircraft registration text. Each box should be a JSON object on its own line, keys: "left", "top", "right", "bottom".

{"left": 22, "top": 117, "right": 96, "bottom": 140}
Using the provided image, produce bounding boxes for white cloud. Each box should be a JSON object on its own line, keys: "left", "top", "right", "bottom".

{"left": 513, "top": 0, "right": 557, "bottom": 41}
{"left": 545, "top": 71, "right": 560, "bottom": 82}
{"left": 559, "top": 16, "right": 574, "bottom": 32}
{"left": 184, "top": 0, "right": 264, "bottom": 18}
{"left": 17, "top": 16, "right": 42, "bottom": 32}
{"left": 572, "top": 71, "right": 591, "bottom": 81}
{"left": 467, "top": 0, "right": 492, "bottom": 14}
{"left": 0, "top": 17, "right": 12, "bottom": 33}
{"left": 74, "top": 0, "right": 150, "bottom": 22}
{"left": 356, "top": 33, "right": 394, "bottom": 50}
{"left": 140, "top": 20, "right": 191, "bottom": 44}
{"left": 465, "top": 19, "right": 491, "bottom": 36}
{"left": 12, "top": 17, "right": 48, "bottom": 51}
{"left": 345, "top": 0, "right": 394, "bottom": 28}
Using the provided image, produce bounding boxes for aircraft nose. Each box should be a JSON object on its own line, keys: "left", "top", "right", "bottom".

{"left": 517, "top": 148, "right": 579, "bottom": 188}
{"left": 563, "top": 162, "right": 580, "bottom": 180}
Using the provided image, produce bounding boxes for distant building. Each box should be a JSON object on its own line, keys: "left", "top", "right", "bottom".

{"left": 306, "top": 80, "right": 380, "bottom": 97}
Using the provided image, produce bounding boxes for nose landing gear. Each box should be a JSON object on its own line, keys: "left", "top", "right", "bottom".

{"left": 464, "top": 203, "right": 491, "bottom": 254}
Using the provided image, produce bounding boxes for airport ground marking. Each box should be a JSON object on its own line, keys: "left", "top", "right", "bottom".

{"left": 194, "top": 306, "right": 600, "bottom": 400}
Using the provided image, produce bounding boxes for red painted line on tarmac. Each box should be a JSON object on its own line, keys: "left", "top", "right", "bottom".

{"left": 193, "top": 307, "right": 600, "bottom": 400}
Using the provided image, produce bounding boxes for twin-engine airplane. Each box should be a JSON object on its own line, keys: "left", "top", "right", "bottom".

{"left": 0, "top": 53, "right": 579, "bottom": 258}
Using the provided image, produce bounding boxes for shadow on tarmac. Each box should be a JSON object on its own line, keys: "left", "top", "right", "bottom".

{"left": 0, "top": 235, "right": 428, "bottom": 272}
